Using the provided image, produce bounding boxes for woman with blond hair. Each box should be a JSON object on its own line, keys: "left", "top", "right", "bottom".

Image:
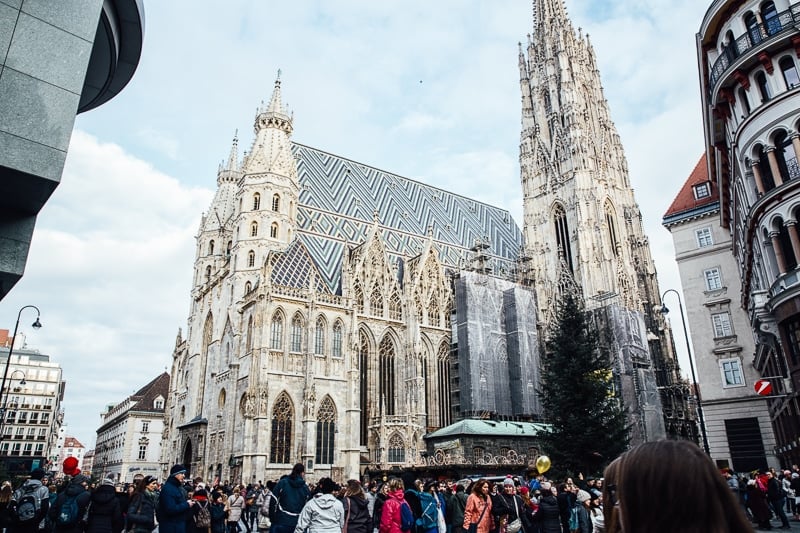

{"left": 462, "top": 479, "right": 492, "bottom": 533}
{"left": 339, "top": 480, "right": 371, "bottom": 533}
{"left": 603, "top": 440, "right": 753, "bottom": 533}
{"left": 379, "top": 478, "right": 409, "bottom": 533}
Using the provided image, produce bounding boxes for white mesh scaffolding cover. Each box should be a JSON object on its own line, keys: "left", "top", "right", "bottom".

{"left": 593, "top": 304, "right": 666, "bottom": 445}
{"left": 454, "top": 271, "right": 542, "bottom": 418}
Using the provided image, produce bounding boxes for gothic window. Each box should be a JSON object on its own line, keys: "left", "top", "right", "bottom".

{"left": 248, "top": 250, "right": 255, "bottom": 268}
{"left": 780, "top": 56, "right": 800, "bottom": 90}
{"left": 218, "top": 389, "right": 226, "bottom": 409}
{"left": 251, "top": 221, "right": 258, "bottom": 237}
{"left": 437, "top": 343, "right": 451, "bottom": 427}
{"left": 226, "top": 241, "right": 232, "bottom": 258}
{"left": 270, "top": 313, "right": 283, "bottom": 350}
{"left": 553, "top": 204, "right": 573, "bottom": 272}
{"left": 370, "top": 285, "right": 383, "bottom": 316}
{"left": 208, "top": 240, "right": 215, "bottom": 256}
{"left": 202, "top": 313, "right": 213, "bottom": 359}
{"left": 387, "top": 433, "right": 405, "bottom": 463}
{"left": 315, "top": 317, "right": 326, "bottom": 355}
{"left": 205, "top": 265, "right": 212, "bottom": 281}
{"left": 417, "top": 299, "right": 424, "bottom": 324}
{"left": 332, "top": 322, "right": 343, "bottom": 358}
{"left": 315, "top": 396, "right": 336, "bottom": 465}
{"left": 253, "top": 193, "right": 261, "bottom": 210}
{"left": 272, "top": 194, "right": 280, "bottom": 212}
{"left": 270, "top": 393, "right": 293, "bottom": 464}
{"left": 245, "top": 281, "right": 252, "bottom": 295}
{"left": 359, "top": 331, "right": 369, "bottom": 446}
{"left": 270, "top": 223, "right": 278, "bottom": 239}
{"left": 246, "top": 316, "right": 253, "bottom": 353}
{"left": 428, "top": 297, "right": 440, "bottom": 327}
{"left": 604, "top": 201, "right": 620, "bottom": 256}
{"left": 389, "top": 292, "right": 402, "bottom": 321}
{"left": 290, "top": 314, "right": 303, "bottom": 352}
{"left": 354, "top": 283, "right": 364, "bottom": 313}
{"left": 379, "top": 336, "right": 396, "bottom": 415}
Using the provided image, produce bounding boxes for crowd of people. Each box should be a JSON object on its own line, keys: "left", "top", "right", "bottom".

{"left": 0, "top": 440, "right": 782, "bottom": 533}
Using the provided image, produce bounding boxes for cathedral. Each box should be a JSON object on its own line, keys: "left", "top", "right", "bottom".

{"left": 161, "top": 0, "right": 695, "bottom": 483}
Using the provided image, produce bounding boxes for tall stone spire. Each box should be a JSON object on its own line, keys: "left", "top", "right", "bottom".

{"left": 217, "top": 131, "right": 240, "bottom": 184}
{"left": 242, "top": 73, "right": 297, "bottom": 180}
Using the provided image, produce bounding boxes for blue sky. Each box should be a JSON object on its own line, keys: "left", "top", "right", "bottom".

{"left": 1, "top": 0, "right": 711, "bottom": 449}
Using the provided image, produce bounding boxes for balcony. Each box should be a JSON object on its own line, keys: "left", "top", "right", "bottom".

{"left": 709, "top": 3, "right": 800, "bottom": 92}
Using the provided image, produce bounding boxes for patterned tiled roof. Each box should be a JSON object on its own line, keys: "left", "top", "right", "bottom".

{"left": 292, "top": 143, "right": 524, "bottom": 291}
{"left": 663, "top": 154, "right": 718, "bottom": 225}
{"left": 424, "top": 419, "right": 549, "bottom": 439}
{"left": 270, "top": 239, "right": 331, "bottom": 293}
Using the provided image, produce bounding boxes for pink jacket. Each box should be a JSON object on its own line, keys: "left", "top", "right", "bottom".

{"left": 463, "top": 494, "right": 492, "bottom": 533}
{"left": 379, "top": 490, "right": 407, "bottom": 533}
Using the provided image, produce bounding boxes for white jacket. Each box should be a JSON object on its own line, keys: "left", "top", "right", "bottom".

{"left": 294, "top": 494, "right": 344, "bottom": 533}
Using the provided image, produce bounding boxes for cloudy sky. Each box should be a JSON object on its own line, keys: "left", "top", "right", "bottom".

{"left": 1, "top": 0, "right": 712, "bottom": 448}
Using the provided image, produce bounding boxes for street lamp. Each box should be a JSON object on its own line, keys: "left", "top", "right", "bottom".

{"left": 660, "top": 290, "right": 710, "bottom": 455}
{"left": 0, "top": 305, "right": 41, "bottom": 441}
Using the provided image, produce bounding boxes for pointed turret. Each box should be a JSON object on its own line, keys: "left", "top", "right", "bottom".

{"left": 242, "top": 73, "right": 297, "bottom": 179}
{"left": 217, "top": 131, "right": 241, "bottom": 184}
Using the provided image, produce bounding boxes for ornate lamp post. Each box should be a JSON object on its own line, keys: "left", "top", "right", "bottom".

{"left": 0, "top": 305, "right": 41, "bottom": 441}
{"left": 660, "top": 289, "right": 710, "bottom": 454}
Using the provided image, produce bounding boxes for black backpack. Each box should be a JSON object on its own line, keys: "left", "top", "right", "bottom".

{"left": 14, "top": 484, "right": 45, "bottom": 524}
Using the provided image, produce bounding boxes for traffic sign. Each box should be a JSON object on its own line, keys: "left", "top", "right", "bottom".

{"left": 755, "top": 379, "right": 773, "bottom": 396}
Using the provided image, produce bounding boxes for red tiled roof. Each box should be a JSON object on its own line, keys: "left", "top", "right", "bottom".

{"left": 663, "top": 153, "right": 718, "bottom": 219}
{"left": 64, "top": 436, "right": 85, "bottom": 448}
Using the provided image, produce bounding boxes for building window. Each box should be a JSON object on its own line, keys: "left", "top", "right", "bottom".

{"left": 379, "top": 336, "right": 396, "bottom": 415}
{"left": 290, "top": 315, "right": 303, "bottom": 352}
{"left": 605, "top": 200, "right": 620, "bottom": 256}
{"left": 154, "top": 398, "right": 164, "bottom": 410}
{"left": 720, "top": 358, "right": 745, "bottom": 387}
{"left": 553, "top": 203, "right": 573, "bottom": 272}
{"left": 244, "top": 281, "right": 252, "bottom": 295}
{"left": 272, "top": 194, "right": 280, "bottom": 212}
{"left": 138, "top": 444, "right": 147, "bottom": 460}
{"left": 370, "top": 285, "right": 383, "bottom": 316}
{"left": 253, "top": 193, "right": 261, "bottom": 210}
{"left": 250, "top": 222, "right": 258, "bottom": 237}
{"left": 315, "top": 396, "right": 336, "bottom": 465}
{"left": 696, "top": 227, "right": 713, "bottom": 247}
{"left": 332, "top": 322, "right": 342, "bottom": 358}
{"left": 359, "top": 331, "right": 368, "bottom": 446}
{"left": 247, "top": 250, "right": 255, "bottom": 268}
{"left": 353, "top": 283, "right": 364, "bottom": 314}
{"left": 208, "top": 240, "right": 215, "bottom": 256}
{"left": 712, "top": 312, "right": 734, "bottom": 338}
{"left": 693, "top": 183, "right": 711, "bottom": 199}
{"left": 473, "top": 446, "right": 486, "bottom": 463}
{"left": 780, "top": 57, "right": 800, "bottom": 89}
{"left": 389, "top": 292, "right": 402, "bottom": 321}
{"left": 270, "top": 223, "right": 278, "bottom": 239}
{"left": 387, "top": 433, "right": 405, "bottom": 463}
{"left": 271, "top": 314, "right": 283, "bottom": 350}
{"left": 270, "top": 393, "right": 293, "bottom": 464}
{"left": 142, "top": 421, "right": 149, "bottom": 433}
{"left": 705, "top": 268, "right": 723, "bottom": 291}
{"left": 756, "top": 71, "right": 772, "bottom": 102}
{"left": 314, "top": 317, "right": 325, "bottom": 355}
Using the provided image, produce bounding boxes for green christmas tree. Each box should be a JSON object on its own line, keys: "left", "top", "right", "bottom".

{"left": 538, "top": 291, "right": 629, "bottom": 477}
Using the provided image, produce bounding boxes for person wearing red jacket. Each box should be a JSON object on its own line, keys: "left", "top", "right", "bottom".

{"left": 379, "top": 479, "right": 408, "bottom": 533}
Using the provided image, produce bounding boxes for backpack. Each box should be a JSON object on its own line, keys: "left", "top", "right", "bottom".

{"left": 568, "top": 503, "right": 579, "bottom": 533}
{"left": 194, "top": 501, "right": 212, "bottom": 528}
{"left": 400, "top": 502, "right": 414, "bottom": 532}
{"left": 14, "top": 485, "right": 45, "bottom": 524}
{"left": 56, "top": 493, "right": 83, "bottom": 526}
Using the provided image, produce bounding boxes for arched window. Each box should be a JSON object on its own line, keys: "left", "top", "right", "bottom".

{"left": 757, "top": 144, "right": 777, "bottom": 190}
{"left": 756, "top": 71, "right": 772, "bottom": 102}
{"left": 774, "top": 130, "right": 799, "bottom": 181}
{"left": 272, "top": 194, "right": 280, "bottom": 212}
{"left": 270, "top": 314, "right": 283, "bottom": 350}
{"left": 437, "top": 343, "right": 451, "bottom": 427}
{"left": 253, "top": 193, "right": 261, "bottom": 210}
{"left": 247, "top": 250, "right": 256, "bottom": 268}
{"left": 370, "top": 285, "right": 383, "bottom": 316}
{"left": 270, "top": 223, "right": 278, "bottom": 239}
{"left": 359, "top": 331, "right": 368, "bottom": 446}
{"left": 762, "top": 1, "right": 780, "bottom": 36}
{"left": 208, "top": 240, "right": 215, "bottom": 256}
{"left": 605, "top": 200, "right": 620, "bottom": 256}
{"left": 473, "top": 446, "right": 485, "bottom": 463}
{"left": 290, "top": 314, "right": 303, "bottom": 352}
{"left": 387, "top": 433, "right": 405, "bottom": 463}
{"left": 389, "top": 292, "right": 402, "bottom": 320}
{"left": 218, "top": 389, "right": 226, "bottom": 409}
{"left": 315, "top": 396, "right": 336, "bottom": 465}
{"left": 745, "top": 12, "right": 762, "bottom": 45}
{"left": 379, "top": 336, "right": 396, "bottom": 415}
{"left": 332, "top": 322, "right": 343, "bottom": 358}
{"left": 246, "top": 316, "right": 253, "bottom": 353}
{"left": 314, "top": 317, "right": 325, "bottom": 355}
{"left": 553, "top": 203, "right": 574, "bottom": 272}
{"left": 270, "top": 393, "right": 293, "bottom": 463}
{"left": 354, "top": 283, "right": 364, "bottom": 313}
{"left": 738, "top": 87, "right": 751, "bottom": 116}
{"left": 250, "top": 221, "right": 258, "bottom": 237}
{"left": 428, "top": 297, "right": 440, "bottom": 327}
{"left": 780, "top": 57, "right": 800, "bottom": 90}
{"left": 244, "top": 281, "right": 252, "bottom": 295}
{"left": 205, "top": 265, "right": 212, "bottom": 281}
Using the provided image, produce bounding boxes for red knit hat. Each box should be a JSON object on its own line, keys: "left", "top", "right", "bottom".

{"left": 63, "top": 457, "right": 80, "bottom": 476}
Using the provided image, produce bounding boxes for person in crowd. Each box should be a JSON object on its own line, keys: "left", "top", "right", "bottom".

{"left": 573, "top": 491, "right": 591, "bottom": 533}
{"left": 531, "top": 482, "right": 559, "bottom": 533}
{"left": 85, "top": 475, "right": 123, "bottom": 533}
{"left": 255, "top": 483, "right": 273, "bottom": 533}
{"left": 365, "top": 483, "right": 378, "bottom": 519}
{"left": 791, "top": 472, "right": 800, "bottom": 521}
{"left": 270, "top": 464, "right": 311, "bottom": 533}
{"left": 49, "top": 474, "right": 92, "bottom": 533}
{"left": 126, "top": 476, "right": 159, "bottom": 533}
{"left": 448, "top": 485, "right": 467, "bottom": 533}
{"left": 414, "top": 481, "right": 440, "bottom": 533}
{"left": 0, "top": 480, "right": 15, "bottom": 531}
{"left": 494, "top": 479, "right": 523, "bottom": 533}
{"left": 341, "top": 480, "right": 371, "bottom": 533}
{"left": 294, "top": 478, "right": 343, "bottom": 533}
{"left": 378, "top": 478, "right": 408, "bottom": 533}
{"left": 602, "top": 440, "right": 753, "bottom": 533}
{"left": 372, "top": 483, "right": 389, "bottom": 533}
{"left": 246, "top": 483, "right": 264, "bottom": 533}
{"left": 157, "top": 465, "right": 196, "bottom": 533}
{"left": 767, "top": 470, "right": 791, "bottom": 530}
{"left": 210, "top": 493, "right": 228, "bottom": 533}
{"left": 555, "top": 482, "right": 574, "bottom": 533}
{"left": 9, "top": 468, "right": 50, "bottom": 533}
{"left": 225, "top": 486, "right": 246, "bottom": 533}
{"left": 745, "top": 479, "right": 771, "bottom": 531}
{"left": 463, "top": 479, "right": 492, "bottom": 533}
{"left": 588, "top": 494, "right": 603, "bottom": 533}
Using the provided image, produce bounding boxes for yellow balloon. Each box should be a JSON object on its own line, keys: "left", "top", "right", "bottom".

{"left": 535, "top": 455, "right": 551, "bottom": 474}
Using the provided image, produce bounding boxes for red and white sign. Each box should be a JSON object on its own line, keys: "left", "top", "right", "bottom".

{"left": 754, "top": 379, "right": 773, "bottom": 396}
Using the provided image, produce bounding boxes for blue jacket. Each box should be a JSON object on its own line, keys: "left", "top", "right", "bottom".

{"left": 271, "top": 476, "right": 310, "bottom": 528}
{"left": 415, "top": 491, "right": 438, "bottom": 531}
{"left": 157, "top": 476, "right": 190, "bottom": 533}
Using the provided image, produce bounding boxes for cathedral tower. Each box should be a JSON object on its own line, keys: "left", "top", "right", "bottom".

{"left": 519, "top": 0, "right": 695, "bottom": 441}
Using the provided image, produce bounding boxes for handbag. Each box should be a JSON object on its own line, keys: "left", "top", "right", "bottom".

{"left": 257, "top": 513, "right": 271, "bottom": 530}
{"left": 507, "top": 497, "right": 522, "bottom": 533}
{"left": 467, "top": 499, "right": 489, "bottom": 533}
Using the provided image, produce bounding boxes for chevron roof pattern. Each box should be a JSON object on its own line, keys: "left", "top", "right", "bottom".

{"left": 290, "top": 143, "right": 523, "bottom": 292}
{"left": 270, "top": 239, "right": 330, "bottom": 294}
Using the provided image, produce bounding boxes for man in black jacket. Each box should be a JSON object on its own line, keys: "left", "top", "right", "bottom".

{"left": 49, "top": 475, "right": 92, "bottom": 533}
